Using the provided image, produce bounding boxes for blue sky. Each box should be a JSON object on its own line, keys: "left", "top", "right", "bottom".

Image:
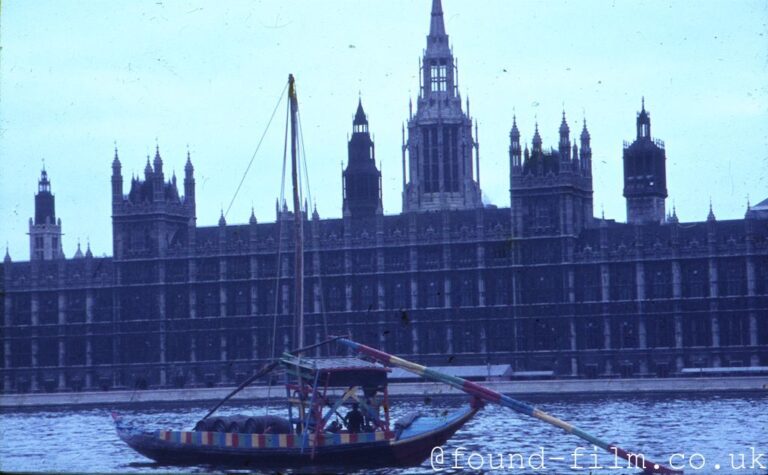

{"left": 1, "top": 0, "right": 766, "bottom": 260}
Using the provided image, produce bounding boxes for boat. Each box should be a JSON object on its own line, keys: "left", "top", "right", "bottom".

{"left": 113, "top": 74, "right": 681, "bottom": 474}
{"left": 113, "top": 74, "right": 481, "bottom": 471}
{"left": 113, "top": 352, "right": 479, "bottom": 470}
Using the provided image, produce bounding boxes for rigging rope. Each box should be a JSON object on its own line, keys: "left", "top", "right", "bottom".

{"left": 224, "top": 81, "right": 289, "bottom": 219}
{"left": 297, "top": 108, "right": 330, "bottom": 353}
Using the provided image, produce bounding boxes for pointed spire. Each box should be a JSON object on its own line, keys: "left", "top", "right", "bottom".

{"left": 219, "top": 209, "right": 226, "bottom": 226}
{"left": 429, "top": 0, "right": 446, "bottom": 37}
{"left": 112, "top": 142, "right": 121, "bottom": 168}
{"left": 559, "top": 109, "right": 570, "bottom": 135}
{"left": 144, "top": 155, "right": 152, "bottom": 175}
{"left": 4, "top": 243, "right": 10, "bottom": 263}
{"left": 74, "top": 240, "right": 84, "bottom": 259}
{"left": 510, "top": 115, "right": 520, "bottom": 139}
{"left": 249, "top": 207, "right": 257, "bottom": 225}
{"left": 153, "top": 142, "right": 163, "bottom": 173}
{"left": 637, "top": 97, "right": 651, "bottom": 139}
{"left": 85, "top": 240, "right": 93, "bottom": 258}
{"left": 668, "top": 200, "right": 679, "bottom": 224}
{"left": 581, "top": 116, "right": 590, "bottom": 141}
{"left": 312, "top": 202, "right": 320, "bottom": 221}
{"left": 353, "top": 97, "right": 368, "bottom": 126}
{"left": 532, "top": 122, "right": 542, "bottom": 152}
{"left": 707, "top": 199, "right": 716, "bottom": 222}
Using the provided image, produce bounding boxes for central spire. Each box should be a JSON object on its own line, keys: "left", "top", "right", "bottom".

{"left": 402, "top": 0, "right": 481, "bottom": 212}
{"left": 429, "top": 0, "right": 446, "bottom": 37}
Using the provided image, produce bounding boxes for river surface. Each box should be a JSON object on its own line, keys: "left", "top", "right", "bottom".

{"left": 1, "top": 393, "right": 766, "bottom": 474}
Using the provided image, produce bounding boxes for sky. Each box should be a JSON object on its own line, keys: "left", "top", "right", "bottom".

{"left": 1, "top": 0, "right": 767, "bottom": 261}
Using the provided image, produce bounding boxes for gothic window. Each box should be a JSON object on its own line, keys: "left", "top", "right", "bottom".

{"left": 576, "top": 267, "right": 600, "bottom": 302}
{"left": 168, "top": 290, "right": 189, "bottom": 319}
{"left": 495, "top": 278, "right": 509, "bottom": 305}
{"left": 426, "top": 281, "right": 440, "bottom": 308}
{"left": 329, "top": 286, "right": 343, "bottom": 311}
{"left": 66, "top": 292, "right": 86, "bottom": 323}
{"left": 228, "top": 330, "right": 252, "bottom": 360}
{"left": 38, "top": 336, "right": 58, "bottom": 366}
{"left": 393, "top": 283, "right": 406, "bottom": 308}
{"left": 94, "top": 290, "right": 113, "bottom": 322}
{"left": 610, "top": 266, "right": 635, "bottom": 301}
{"left": 720, "top": 314, "right": 747, "bottom": 346}
{"left": 420, "top": 247, "right": 441, "bottom": 269}
{"left": 361, "top": 284, "right": 374, "bottom": 310}
{"left": 647, "top": 265, "right": 671, "bottom": 299}
{"left": 198, "top": 258, "right": 218, "bottom": 281}
{"left": 167, "top": 261, "right": 188, "bottom": 282}
{"left": 166, "top": 332, "right": 190, "bottom": 362}
{"left": 228, "top": 257, "right": 250, "bottom": 279}
{"left": 533, "top": 205, "right": 552, "bottom": 232}
{"left": 200, "top": 288, "right": 219, "bottom": 317}
{"left": 583, "top": 318, "right": 603, "bottom": 349}
{"left": 39, "top": 292, "right": 58, "bottom": 325}
{"left": 12, "top": 294, "right": 30, "bottom": 325}
{"left": 682, "top": 263, "right": 708, "bottom": 298}
{"left": 423, "top": 127, "right": 440, "bottom": 193}
{"left": 619, "top": 320, "right": 637, "bottom": 348}
{"left": 460, "top": 279, "right": 474, "bottom": 307}
{"left": 11, "top": 340, "right": 31, "bottom": 367}
{"left": 35, "top": 236, "right": 43, "bottom": 249}
{"left": 262, "top": 288, "right": 276, "bottom": 315}
{"left": 683, "top": 314, "right": 710, "bottom": 347}
{"left": 719, "top": 259, "right": 745, "bottom": 296}
{"left": 229, "top": 286, "right": 249, "bottom": 316}
{"left": 66, "top": 337, "right": 86, "bottom": 366}
{"left": 442, "top": 126, "right": 459, "bottom": 192}
{"left": 197, "top": 333, "right": 219, "bottom": 361}
{"left": 648, "top": 316, "right": 674, "bottom": 348}
{"left": 430, "top": 63, "right": 447, "bottom": 92}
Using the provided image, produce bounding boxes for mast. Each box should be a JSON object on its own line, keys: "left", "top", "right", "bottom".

{"left": 288, "top": 74, "right": 304, "bottom": 350}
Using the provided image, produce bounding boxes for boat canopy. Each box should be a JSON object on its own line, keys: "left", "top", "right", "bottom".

{"left": 280, "top": 355, "right": 389, "bottom": 389}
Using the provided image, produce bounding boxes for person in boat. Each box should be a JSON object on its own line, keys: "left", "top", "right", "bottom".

{"left": 363, "top": 397, "right": 381, "bottom": 431}
{"left": 344, "top": 402, "right": 365, "bottom": 433}
{"left": 326, "top": 419, "right": 342, "bottom": 433}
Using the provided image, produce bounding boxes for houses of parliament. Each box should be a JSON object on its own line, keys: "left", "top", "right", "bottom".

{"left": 2, "top": 0, "right": 767, "bottom": 393}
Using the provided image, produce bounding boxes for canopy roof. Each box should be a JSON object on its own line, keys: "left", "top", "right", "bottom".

{"left": 280, "top": 355, "right": 389, "bottom": 388}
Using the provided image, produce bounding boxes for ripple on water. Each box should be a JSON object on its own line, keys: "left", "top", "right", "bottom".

{"left": 1, "top": 394, "right": 766, "bottom": 474}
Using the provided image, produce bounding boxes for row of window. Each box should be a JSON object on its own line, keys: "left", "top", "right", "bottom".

{"left": 6, "top": 313, "right": 761, "bottom": 369}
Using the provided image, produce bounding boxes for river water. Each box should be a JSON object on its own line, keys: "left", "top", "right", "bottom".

{"left": 1, "top": 393, "right": 766, "bottom": 474}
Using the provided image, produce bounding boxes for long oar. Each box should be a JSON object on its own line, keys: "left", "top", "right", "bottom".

{"left": 338, "top": 338, "right": 682, "bottom": 475}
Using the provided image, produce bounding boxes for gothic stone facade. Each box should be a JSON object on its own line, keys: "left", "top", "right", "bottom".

{"left": 2, "top": 0, "right": 767, "bottom": 393}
